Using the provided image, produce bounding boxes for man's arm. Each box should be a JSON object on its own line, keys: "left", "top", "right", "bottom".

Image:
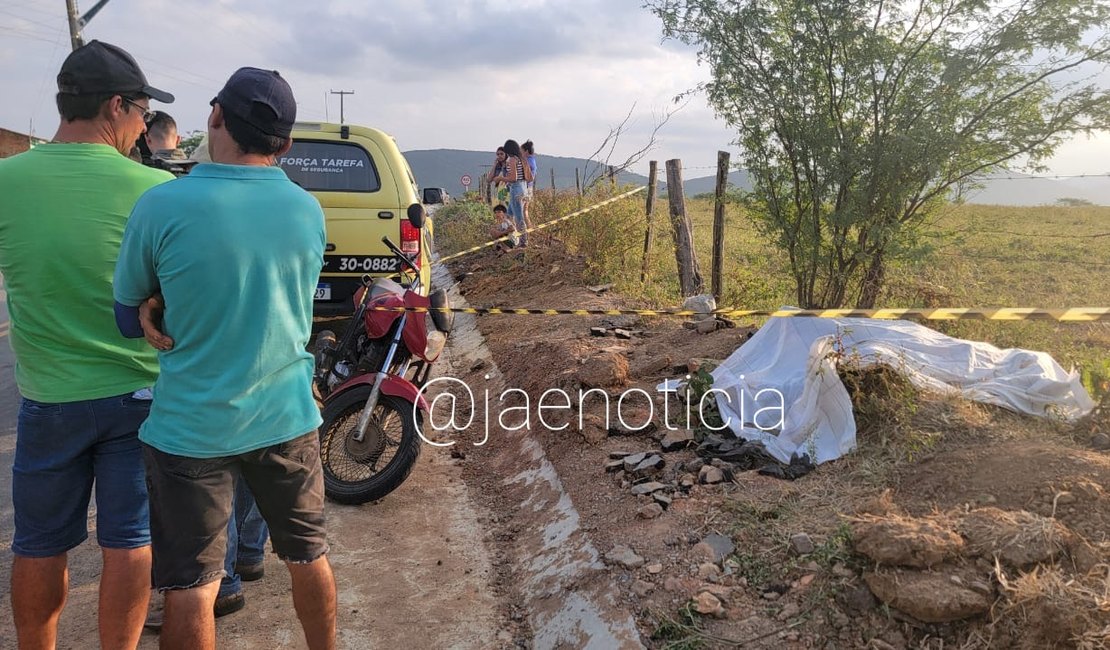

{"left": 114, "top": 301, "right": 143, "bottom": 338}
{"left": 113, "top": 200, "right": 173, "bottom": 350}
{"left": 115, "top": 294, "right": 174, "bottom": 350}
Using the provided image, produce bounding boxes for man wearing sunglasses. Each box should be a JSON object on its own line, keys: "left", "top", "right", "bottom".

{"left": 0, "top": 40, "right": 174, "bottom": 649}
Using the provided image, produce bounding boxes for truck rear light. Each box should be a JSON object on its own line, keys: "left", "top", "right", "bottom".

{"left": 401, "top": 221, "right": 421, "bottom": 267}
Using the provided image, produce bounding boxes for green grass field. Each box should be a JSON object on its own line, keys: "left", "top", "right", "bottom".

{"left": 436, "top": 192, "right": 1110, "bottom": 398}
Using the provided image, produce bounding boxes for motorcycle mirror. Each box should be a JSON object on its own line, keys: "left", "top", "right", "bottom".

{"left": 407, "top": 203, "right": 425, "bottom": 229}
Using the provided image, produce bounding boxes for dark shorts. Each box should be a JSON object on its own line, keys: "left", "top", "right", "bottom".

{"left": 141, "top": 431, "right": 328, "bottom": 591}
{"left": 12, "top": 393, "right": 152, "bottom": 557}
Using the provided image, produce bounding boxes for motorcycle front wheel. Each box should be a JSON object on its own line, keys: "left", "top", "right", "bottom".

{"left": 318, "top": 388, "right": 422, "bottom": 504}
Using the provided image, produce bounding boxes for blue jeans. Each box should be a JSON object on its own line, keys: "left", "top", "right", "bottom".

{"left": 11, "top": 393, "right": 151, "bottom": 557}
{"left": 217, "top": 477, "right": 269, "bottom": 598}
{"left": 508, "top": 181, "right": 528, "bottom": 245}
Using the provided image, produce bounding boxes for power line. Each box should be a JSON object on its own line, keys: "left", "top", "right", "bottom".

{"left": 1, "top": 1, "right": 59, "bottom": 18}
{"left": 0, "top": 7, "right": 64, "bottom": 33}
{"left": 0, "top": 25, "right": 59, "bottom": 45}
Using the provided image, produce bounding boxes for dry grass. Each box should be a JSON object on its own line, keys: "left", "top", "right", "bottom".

{"left": 994, "top": 563, "right": 1110, "bottom": 649}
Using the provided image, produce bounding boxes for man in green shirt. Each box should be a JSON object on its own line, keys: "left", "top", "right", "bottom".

{"left": 0, "top": 40, "right": 174, "bottom": 649}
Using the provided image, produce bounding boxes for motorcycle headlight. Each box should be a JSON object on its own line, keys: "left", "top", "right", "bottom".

{"left": 423, "top": 330, "right": 447, "bottom": 361}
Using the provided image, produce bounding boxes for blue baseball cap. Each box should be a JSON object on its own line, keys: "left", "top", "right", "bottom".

{"left": 211, "top": 67, "right": 296, "bottom": 138}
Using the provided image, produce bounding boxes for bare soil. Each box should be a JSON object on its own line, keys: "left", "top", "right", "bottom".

{"left": 445, "top": 237, "right": 1110, "bottom": 649}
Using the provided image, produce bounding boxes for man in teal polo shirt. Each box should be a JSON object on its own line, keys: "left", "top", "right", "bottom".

{"left": 0, "top": 41, "right": 174, "bottom": 649}
{"left": 113, "top": 68, "right": 335, "bottom": 650}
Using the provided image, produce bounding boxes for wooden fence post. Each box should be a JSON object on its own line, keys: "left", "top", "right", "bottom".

{"left": 640, "top": 161, "right": 659, "bottom": 283}
{"left": 712, "top": 150, "right": 730, "bottom": 300}
{"left": 550, "top": 167, "right": 556, "bottom": 198}
{"left": 483, "top": 173, "right": 492, "bottom": 205}
{"left": 575, "top": 168, "right": 582, "bottom": 196}
{"left": 665, "top": 159, "right": 703, "bottom": 296}
{"left": 608, "top": 165, "right": 616, "bottom": 189}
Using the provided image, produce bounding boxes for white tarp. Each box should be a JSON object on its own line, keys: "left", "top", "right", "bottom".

{"left": 666, "top": 314, "right": 1096, "bottom": 465}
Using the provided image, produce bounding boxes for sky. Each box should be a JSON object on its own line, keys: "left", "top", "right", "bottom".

{"left": 0, "top": 0, "right": 1106, "bottom": 178}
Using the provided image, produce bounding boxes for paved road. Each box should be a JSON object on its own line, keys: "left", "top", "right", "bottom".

{"left": 0, "top": 276, "right": 504, "bottom": 648}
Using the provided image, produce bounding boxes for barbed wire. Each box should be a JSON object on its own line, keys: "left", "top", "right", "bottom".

{"left": 931, "top": 251, "right": 1110, "bottom": 269}
{"left": 660, "top": 167, "right": 1110, "bottom": 180}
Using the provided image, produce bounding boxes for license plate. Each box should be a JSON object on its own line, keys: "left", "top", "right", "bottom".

{"left": 314, "top": 283, "right": 331, "bottom": 301}
{"left": 322, "top": 255, "right": 401, "bottom": 274}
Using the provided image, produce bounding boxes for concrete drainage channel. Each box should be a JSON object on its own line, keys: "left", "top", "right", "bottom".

{"left": 431, "top": 260, "right": 644, "bottom": 649}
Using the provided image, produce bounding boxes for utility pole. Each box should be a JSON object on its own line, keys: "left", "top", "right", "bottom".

{"left": 65, "top": 0, "right": 113, "bottom": 51}
{"left": 65, "top": 0, "right": 83, "bottom": 51}
{"left": 329, "top": 90, "right": 354, "bottom": 124}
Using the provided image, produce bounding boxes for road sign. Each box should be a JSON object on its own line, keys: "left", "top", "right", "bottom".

{"left": 461, "top": 174, "right": 472, "bottom": 189}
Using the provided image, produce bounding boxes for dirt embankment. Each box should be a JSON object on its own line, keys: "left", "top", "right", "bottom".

{"left": 444, "top": 238, "right": 1110, "bottom": 649}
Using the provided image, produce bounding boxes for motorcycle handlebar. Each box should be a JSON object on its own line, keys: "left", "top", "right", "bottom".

{"left": 381, "top": 236, "right": 419, "bottom": 273}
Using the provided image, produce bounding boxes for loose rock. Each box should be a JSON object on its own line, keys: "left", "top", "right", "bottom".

{"left": 630, "top": 454, "right": 665, "bottom": 478}
{"left": 646, "top": 563, "right": 664, "bottom": 575}
{"left": 864, "top": 570, "right": 992, "bottom": 623}
{"left": 1091, "top": 432, "right": 1110, "bottom": 450}
{"left": 697, "top": 563, "right": 721, "bottom": 580}
{"left": 630, "top": 355, "right": 673, "bottom": 379}
{"left": 698, "top": 465, "right": 725, "bottom": 485}
{"left": 631, "top": 580, "right": 654, "bottom": 597}
{"left": 604, "top": 459, "right": 624, "bottom": 473}
{"left": 683, "top": 295, "right": 717, "bottom": 322}
{"left": 852, "top": 516, "right": 964, "bottom": 568}
{"left": 630, "top": 481, "right": 667, "bottom": 496}
{"left": 661, "top": 429, "right": 696, "bottom": 452}
{"left": 638, "top": 503, "right": 664, "bottom": 519}
{"left": 605, "top": 545, "right": 645, "bottom": 569}
{"left": 790, "top": 532, "right": 816, "bottom": 555}
{"left": 693, "top": 592, "right": 726, "bottom": 618}
{"left": 576, "top": 352, "right": 629, "bottom": 388}
{"left": 622, "top": 452, "right": 648, "bottom": 471}
{"left": 653, "top": 492, "right": 673, "bottom": 508}
{"left": 698, "top": 583, "right": 731, "bottom": 600}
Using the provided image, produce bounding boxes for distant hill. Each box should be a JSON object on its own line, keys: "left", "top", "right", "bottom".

{"left": 403, "top": 149, "right": 649, "bottom": 197}
{"left": 962, "top": 173, "right": 1110, "bottom": 206}
{"left": 403, "top": 149, "right": 1110, "bottom": 206}
{"left": 683, "top": 171, "right": 753, "bottom": 196}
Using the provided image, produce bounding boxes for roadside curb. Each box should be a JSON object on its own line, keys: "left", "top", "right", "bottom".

{"left": 431, "top": 259, "right": 644, "bottom": 649}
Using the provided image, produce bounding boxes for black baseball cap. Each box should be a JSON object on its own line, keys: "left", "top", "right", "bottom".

{"left": 56, "top": 40, "right": 174, "bottom": 103}
{"left": 211, "top": 67, "right": 296, "bottom": 138}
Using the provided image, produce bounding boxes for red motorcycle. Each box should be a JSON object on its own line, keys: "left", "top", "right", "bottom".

{"left": 313, "top": 206, "right": 452, "bottom": 504}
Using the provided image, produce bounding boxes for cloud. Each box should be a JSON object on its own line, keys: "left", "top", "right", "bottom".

{"left": 0, "top": 0, "right": 1102, "bottom": 178}
{"left": 267, "top": 0, "right": 668, "bottom": 76}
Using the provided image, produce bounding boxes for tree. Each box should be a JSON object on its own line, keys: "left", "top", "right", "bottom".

{"left": 579, "top": 102, "right": 684, "bottom": 190}
{"left": 178, "top": 130, "right": 204, "bottom": 156}
{"left": 649, "top": 0, "right": 1110, "bottom": 308}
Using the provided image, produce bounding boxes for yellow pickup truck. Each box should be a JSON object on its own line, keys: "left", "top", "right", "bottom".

{"left": 280, "top": 122, "right": 434, "bottom": 314}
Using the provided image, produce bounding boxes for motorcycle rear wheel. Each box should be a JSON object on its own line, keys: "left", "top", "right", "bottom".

{"left": 318, "top": 389, "right": 422, "bottom": 504}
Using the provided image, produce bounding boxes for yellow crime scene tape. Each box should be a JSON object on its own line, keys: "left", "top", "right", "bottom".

{"left": 436, "top": 186, "right": 647, "bottom": 263}
{"left": 368, "top": 306, "right": 1110, "bottom": 322}
{"left": 411, "top": 188, "right": 1110, "bottom": 323}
